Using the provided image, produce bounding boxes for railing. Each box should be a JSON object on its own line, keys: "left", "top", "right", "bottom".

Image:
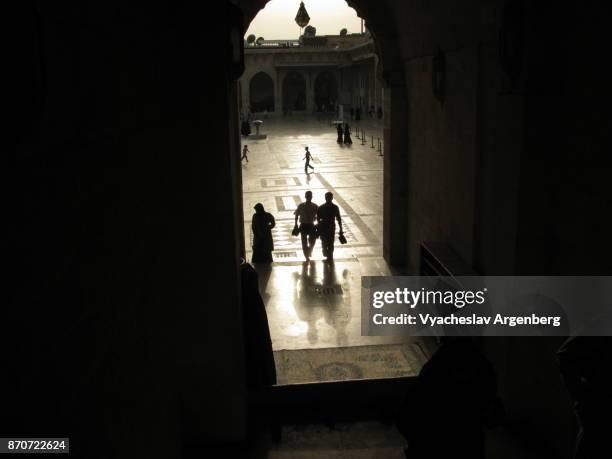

{"left": 420, "top": 242, "right": 476, "bottom": 278}
{"left": 246, "top": 40, "right": 300, "bottom": 48}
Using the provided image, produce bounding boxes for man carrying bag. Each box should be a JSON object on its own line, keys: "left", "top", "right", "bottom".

{"left": 293, "top": 190, "right": 319, "bottom": 261}
{"left": 317, "top": 192, "right": 344, "bottom": 262}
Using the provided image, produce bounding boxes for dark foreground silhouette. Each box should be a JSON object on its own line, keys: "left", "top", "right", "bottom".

{"left": 396, "top": 337, "right": 504, "bottom": 459}
{"left": 558, "top": 336, "right": 612, "bottom": 459}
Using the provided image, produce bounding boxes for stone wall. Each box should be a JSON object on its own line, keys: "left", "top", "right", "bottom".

{"left": 9, "top": 2, "right": 247, "bottom": 457}
{"left": 381, "top": 1, "right": 600, "bottom": 456}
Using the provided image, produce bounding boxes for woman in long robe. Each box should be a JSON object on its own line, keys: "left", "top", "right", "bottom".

{"left": 343, "top": 123, "right": 353, "bottom": 144}
{"left": 241, "top": 119, "right": 251, "bottom": 136}
{"left": 251, "top": 203, "right": 276, "bottom": 263}
{"left": 336, "top": 123, "right": 344, "bottom": 143}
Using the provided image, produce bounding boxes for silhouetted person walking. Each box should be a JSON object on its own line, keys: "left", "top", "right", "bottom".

{"left": 336, "top": 123, "right": 343, "bottom": 143}
{"left": 317, "top": 192, "right": 343, "bottom": 262}
{"left": 558, "top": 335, "right": 612, "bottom": 459}
{"left": 343, "top": 123, "right": 352, "bottom": 144}
{"left": 241, "top": 145, "right": 249, "bottom": 163}
{"left": 251, "top": 203, "right": 275, "bottom": 263}
{"left": 294, "top": 191, "right": 318, "bottom": 261}
{"left": 303, "top": 146, "right": 314, "bottom": 173}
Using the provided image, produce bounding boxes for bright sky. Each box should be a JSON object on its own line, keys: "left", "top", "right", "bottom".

{"left": 246, "top": 0, "right": 362, "bottom": 40}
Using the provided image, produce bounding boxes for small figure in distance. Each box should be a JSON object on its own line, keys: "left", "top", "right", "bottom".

{"left": 336, "top": 123, "right": 344, "bottom": 143}
{"left": 303, "top": 146, "right": 314, "bottom": 174}
{"left": 241, "top": 145, "right": 249, "bottom": 163}
{"left": 251, "top": 203, "right": 275, "bottom": 263}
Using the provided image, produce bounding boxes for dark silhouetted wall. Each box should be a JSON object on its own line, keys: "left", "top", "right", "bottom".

{"left": 8, "top": 2, "right": 246, "bottom": 457}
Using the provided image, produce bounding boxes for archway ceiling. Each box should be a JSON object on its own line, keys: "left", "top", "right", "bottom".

{"left": 236, "top": 0, "right": 403, "bottom": 86}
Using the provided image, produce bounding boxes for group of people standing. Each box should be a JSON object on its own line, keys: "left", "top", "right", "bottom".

{"left": 250, "top": 190, "right": 344, "bottom": 264}
{"left": 337, "top": 123, "right": 352, "bottom": 145}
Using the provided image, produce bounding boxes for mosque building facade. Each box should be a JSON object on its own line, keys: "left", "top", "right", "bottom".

{"left": 240, "top": 33, "right": 384, "bottom": 118}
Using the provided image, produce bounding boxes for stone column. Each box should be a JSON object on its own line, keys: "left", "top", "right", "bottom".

{"left": 305, "top": 70, "right": 314, "bottom": 112}
{"left": 274, "top": 69, "right": 281, "bottom": 114}
{"left": 277, "top": 70, "right": 284, "bottom": 113}
{"left": 383, "top": 81, "right": 409, "bottom": 267}
{"left": 241, "top": 75, "right": 250, "bottom": 115}
{"left": 368, "top": 70, "right": 372, "bottom": 110}
{"left": 372, "top": 60, "right": 377, "bottom": 111}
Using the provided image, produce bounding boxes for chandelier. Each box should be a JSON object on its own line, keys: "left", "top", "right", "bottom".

{"left": 295, "top": 2, "right": 310, "bottom": 28}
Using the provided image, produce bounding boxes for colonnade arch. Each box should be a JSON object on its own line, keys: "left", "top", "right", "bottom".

{"left": 282, "top": 71, "right": 307, "bottom": 112}
{"left": 313, "top": 71, "right": 338, "bottom": 112}
{"left": 249, "top": 71, "right": 275, "bottom": 112}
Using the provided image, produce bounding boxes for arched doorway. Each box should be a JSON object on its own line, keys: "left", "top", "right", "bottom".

{"left": 282, "top": 72, "right": 306, "bottom": 111}
{"left": 234, "top": 0, "right": 420, "bottom": 388}
{"left": 249, "top": 72, "right": 275, "bottom": 112}
{"left": 314, "top": 71, "right": 338, "bottom": 112}
{"left": 239, "top": 0, "right": 407, "bottom": 267}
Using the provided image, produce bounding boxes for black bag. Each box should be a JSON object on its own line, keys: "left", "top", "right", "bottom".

{"left": 291, "top": 225, "right": 300, "bottom": 237}
{"left": 338, "top": 231, "right": 347, "bottom": 244}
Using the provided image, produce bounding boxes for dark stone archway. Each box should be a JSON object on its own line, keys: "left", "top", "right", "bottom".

{"left": 249, "top": 72, "right": 274, "bottom": 112}
{"left": 238, "top": 0, "right": 408, "bottom": 267}
{"left": 314, "top": 71, "right": 338, "bottom": 112}
{"left": 282, "top": 72, "right": 306, "bottom": 111}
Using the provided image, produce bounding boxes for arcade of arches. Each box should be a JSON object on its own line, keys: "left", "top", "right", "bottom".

{"left": 239, "top": 33, "right": 382, "bottom": 116}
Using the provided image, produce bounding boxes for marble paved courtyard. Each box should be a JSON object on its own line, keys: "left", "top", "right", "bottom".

{"left": 242, "top": 116, "right": 416, "bottom": 352}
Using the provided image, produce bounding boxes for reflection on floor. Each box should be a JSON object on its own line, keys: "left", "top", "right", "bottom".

{"left": 241, "top": 116, "right": 426, "bottom": 383}
{"left": 274, "top": 343, "right": 428, "bottom": 384}
{"left": 253, "top": 259, "right": 414, "bottom": 351}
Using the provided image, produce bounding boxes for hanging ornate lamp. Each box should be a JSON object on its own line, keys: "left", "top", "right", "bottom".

{"left": 295, "top": 1, "right": 310, "bottom": 36}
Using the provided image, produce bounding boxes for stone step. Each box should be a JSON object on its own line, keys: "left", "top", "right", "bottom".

{"left": 265, "top": 422, "right": 407, "bottom": 459}
{"left": 267, "top": 446, "right": 406, "bottom": 458}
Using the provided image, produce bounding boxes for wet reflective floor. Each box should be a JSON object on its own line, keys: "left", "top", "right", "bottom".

{"left": 240, "top": 116, "right": 537, "bottom": 457}
{"left": 242, "top": 116, "right": 415, "bottom": 351}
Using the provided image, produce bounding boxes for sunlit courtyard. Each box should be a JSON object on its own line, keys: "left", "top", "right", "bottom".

{"left": 240, "top": 116, "right": 430, "bottom": 384}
